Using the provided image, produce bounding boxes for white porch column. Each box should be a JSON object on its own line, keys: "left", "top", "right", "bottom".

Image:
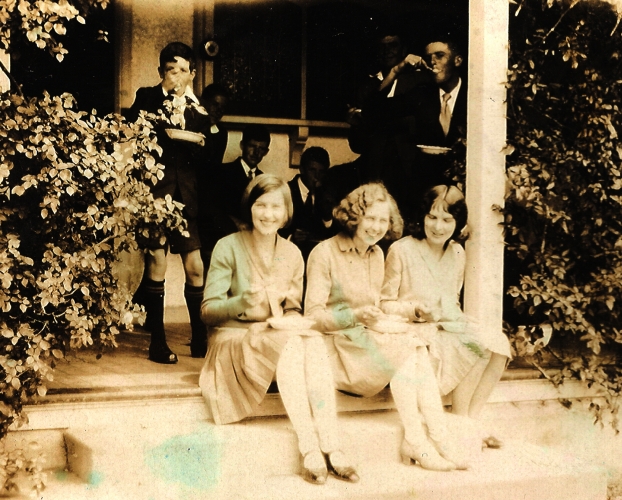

{"left": 0, "top": 50, "right": 9, "bottom": 92}
{"left": 464, "top": 1, "right": 509, "bottom": 333}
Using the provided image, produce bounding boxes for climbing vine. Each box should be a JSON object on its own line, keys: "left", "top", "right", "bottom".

{"left": 505, "top": 0, "right": 622, "bottom": 427}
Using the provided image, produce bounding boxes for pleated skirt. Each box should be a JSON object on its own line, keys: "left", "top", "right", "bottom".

{"left": 198, "top": 325, "right": 290, "bottom": 425}
{"left": 324, "top": 326, "right": 428, "bottom": 398}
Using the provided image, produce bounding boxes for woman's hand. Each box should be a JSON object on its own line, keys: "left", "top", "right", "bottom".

{"left": 241, "top": 286, "right": 263, "bottom": 311}
{"left": 413, "top": 302, "right": 438, "bottom": 323}
{"left": 353, "top": 305, "right": 384, "bottom": 326}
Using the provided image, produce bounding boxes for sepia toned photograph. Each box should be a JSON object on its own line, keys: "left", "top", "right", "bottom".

{"left": 1, "top": 0, "right": 622, "bottom": 498}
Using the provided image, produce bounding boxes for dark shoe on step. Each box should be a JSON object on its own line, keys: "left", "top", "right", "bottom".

{"left": 149, "top": 342, "right": 178, "bottom": 364}
{"left": 190, "top": 338, "right": 208, "bottom": 358}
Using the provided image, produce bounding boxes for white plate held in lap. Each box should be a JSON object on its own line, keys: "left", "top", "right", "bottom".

{"left": 267, "top": 316, "right": 316, "bottom": 331}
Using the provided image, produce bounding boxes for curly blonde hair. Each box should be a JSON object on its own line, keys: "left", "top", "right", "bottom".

{"left": 333, "top": 183, "right": 403, "bottom": 241}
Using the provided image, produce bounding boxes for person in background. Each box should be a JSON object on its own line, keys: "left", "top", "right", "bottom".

{"left": 279, "top": 146, "right": 331, "bottom": 260}
{"left": 373, "top": 34, "right": 467, "bottom": 219}
{"left": 305, "top": 183, "right": 468, "bottom": 471}
{"left": 197, "top": 83, "right": 230, "bottom": 274}
{"left": 218, "top": 124, "right": 271, "bottom": 232}
{"left": 199, "top": 174, "right": 358, "bottom": 485}
{"left": 380, "top": 185, "right": 510, "bottom": 449}
{"left": 127, "top": 42, "right": 210, "bottom": 363}
{"left": 347, "top": 25, "right": 432, "bottom": 186}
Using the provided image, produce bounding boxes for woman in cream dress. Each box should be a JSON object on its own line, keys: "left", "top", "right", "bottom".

{"left": 199, "top": 174, "right": 358, "bottom": 484}
{"left": 380, "top": 185, "right": 511, "bottom": 447}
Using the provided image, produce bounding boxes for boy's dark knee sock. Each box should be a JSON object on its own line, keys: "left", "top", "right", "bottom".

{"left": 143, "top": 278, "right": 165, "bottom": 339}
{"left": 185, "top": 283, "right": 207, "bottom": 357}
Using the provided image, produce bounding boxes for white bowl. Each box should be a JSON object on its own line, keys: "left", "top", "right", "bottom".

{"left": 165, "top": 128, "right": 205, "bottom": 145}
{"left": 417, "top": 145, "right": 451, "bottom": 155}
{"left": 267, "top": 316, "right": 316, "bottom": 331}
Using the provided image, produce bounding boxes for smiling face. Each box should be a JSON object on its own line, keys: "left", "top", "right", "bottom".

{"left": 159, "top": 56, "right": 196, "bottom": 96}
{"left": 251, "top": 189, "right": 287, "bottom": 236}
{"left": 424, "top": 202, "right": 457, "bottom": 248}
{"left": 353, "top": 200, "right": 391, "bottom": 248}
{"left": 425, "top": 42, "right": 462, "bottom": 92}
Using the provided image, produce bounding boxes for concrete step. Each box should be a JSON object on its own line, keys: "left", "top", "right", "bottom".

{"left": 34, "top": 411, "right": 606, "bottom": 500}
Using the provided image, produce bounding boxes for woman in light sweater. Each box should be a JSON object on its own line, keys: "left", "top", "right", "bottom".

{"left": 199, "top": 174, "right": 358, "bottom": 484}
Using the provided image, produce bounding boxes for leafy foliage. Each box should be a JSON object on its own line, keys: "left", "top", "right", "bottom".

{"left": 505, "top": 0, "right": 622, "bottom": 426}
{"left": 0, "top": 90, "right": 187, "bottom": 439}
{"left": 0, "top": 0, "right": 109, "bottom": 61}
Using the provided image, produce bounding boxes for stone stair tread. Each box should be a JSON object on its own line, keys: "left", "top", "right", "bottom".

{"left": 39, "top": 440, "right": 605, "bottom": 500}
{"left": 48, "top": 412, "right": 606, "bottom": 500}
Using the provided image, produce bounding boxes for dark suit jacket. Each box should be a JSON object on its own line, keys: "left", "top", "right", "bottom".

{"left": 348, "top": 70, "right": 433, "bottom": 185}
{"left": 209, "top": 157, "right": 264, "bottom": 236}
{"left": 196, "top": 125, "right": 230, "bottom": 251}
{"left": 367, "top": 79, "right": 468, "bottom": 217}
{"left": 126, "top": 85, "right": 211, "bottom": 219}
{"left": 408, "top": 80, "right": 468, "bottom": 148}
{"left": 279, "top": 176, "right": 333, "bottom": 258}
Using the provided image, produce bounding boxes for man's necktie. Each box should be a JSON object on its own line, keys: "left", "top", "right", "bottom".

{"left": 248, "top": 168, "right": 256, "bottom": 180}
{"left": 304, "top": 192, "right": 314, "bottom": 214}
{"left": 439, "top": 92, "right": 452, "bottom": 137}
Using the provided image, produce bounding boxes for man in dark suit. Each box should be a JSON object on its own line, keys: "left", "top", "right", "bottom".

{"left": 196, "top": 83, "right": 230, "bottom": 273}
{"left": 280, "top": 147, "right": 331, "bottom": 260}
{"left": 347, "top": 27, "right": 432, "bottom": 183}
{"left": 127, "top": 42, "right": 211, "bottom": 364}
{"left": 371, "top": 35, "right": 467, "bottom": 222}
{"left": 217, "top": 124, "right": 271, "bottom": 233}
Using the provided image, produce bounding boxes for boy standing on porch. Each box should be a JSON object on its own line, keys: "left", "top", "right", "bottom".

{"left": 127, "top": 42, "right": 210, "bottom": 364}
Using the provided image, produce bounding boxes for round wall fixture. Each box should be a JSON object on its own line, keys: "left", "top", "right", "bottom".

{"left": 203, "top": 39, "right": 219, "bottom": 59}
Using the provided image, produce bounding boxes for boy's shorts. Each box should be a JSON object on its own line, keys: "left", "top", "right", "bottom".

{"left": 144, "top": 217, "right": 201, "bottom": 255}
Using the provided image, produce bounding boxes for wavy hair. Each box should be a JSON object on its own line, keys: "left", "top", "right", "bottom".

{"left": 333, "top": 183, "right": 403, "bottom": 241}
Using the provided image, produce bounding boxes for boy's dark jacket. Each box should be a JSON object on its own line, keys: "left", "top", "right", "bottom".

{"left": 127, "top": 84, "right": 212, "bottom": 218}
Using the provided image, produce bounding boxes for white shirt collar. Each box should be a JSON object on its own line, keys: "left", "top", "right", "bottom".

{"left": 240, "top": 158, "right": 253, "bottom": 177}
{"left": 162, "top": 85, "right": 198, "bottom": 100}
{"left": 376, "top": 71, "right": 398, "bottom": 98}
{"left": 297, "top": 176, "right": 310, "bottom": 203}
{"left": 439, "top": 78, "right": 462, "bottom": 114}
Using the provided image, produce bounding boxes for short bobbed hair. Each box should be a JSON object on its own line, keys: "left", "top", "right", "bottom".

{"left": 333, "top": 183, "right": 403, "bottom": 241}
{"left": 240, "top": 174, "right": 293, "bottom": 231}
{"left": 412, "top": 185, "right": 468, "bottom": 243}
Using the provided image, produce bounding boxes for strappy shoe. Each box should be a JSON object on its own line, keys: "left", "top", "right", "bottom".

{"left": 301, "top": 450, "right": 327, "bottom": 485}
{"left": 325, "top": 450, "right": 359, "bottom": 483}
{"left": 400, "top": 439, "right": 456, "bottom": 471}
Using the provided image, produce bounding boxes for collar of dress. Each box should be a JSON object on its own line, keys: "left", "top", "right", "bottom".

{"left": 335, "top": 233, "right": 378, "bottom": 255}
